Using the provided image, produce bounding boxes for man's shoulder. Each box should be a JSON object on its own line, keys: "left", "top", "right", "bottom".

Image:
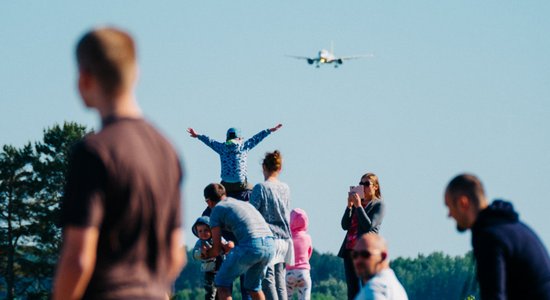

{"left": 360, "top": 269, "right": 408, "bottom": 300}
{"left": 365, "top": 271, "right": 391, "bottom": 292}
{"left": 223, "top": 198, "right": 260, "bottom": 216}
{"left": 69, "top": 135, "right": 102, "bottom": 162}
{"left": 222, "top": 197, "right": 250, "bottom": 208}
{"left": 472, "top": 219, "right": 524, "bottom": 244}
{"left": 89, "top": 118, "right": 178, "bottom": 158}
{"left": 213, "top": 199, "right": 239, "bottom": 211}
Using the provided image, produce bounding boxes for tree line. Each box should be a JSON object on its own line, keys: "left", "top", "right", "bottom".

{"left": 174, "top": 249, "right": 478, "bottom": 300}
{"left": 0, "top": 122, "right": 478, "bottom": 300}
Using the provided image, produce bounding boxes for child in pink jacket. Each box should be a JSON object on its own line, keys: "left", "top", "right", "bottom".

{"left": 286, "top": 208, "right": 313, "bottom": 300}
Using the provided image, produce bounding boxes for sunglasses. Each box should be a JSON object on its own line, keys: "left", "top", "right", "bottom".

{"left": 351, "top": 250, "right": 374, "bottom": 260}
{"left": 359, "top": 181, "right": 372, "bottom": 187}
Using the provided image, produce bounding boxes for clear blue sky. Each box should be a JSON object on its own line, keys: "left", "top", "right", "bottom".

{"left": 1, "top": 1, "right": 549, "bottom": 258}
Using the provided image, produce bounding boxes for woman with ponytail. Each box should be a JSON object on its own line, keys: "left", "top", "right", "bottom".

{"left": 250, "top": 150, "right": 293, "bottom": 300}
{"left": 338, "top": 173, "right": 385, "bottom": 300}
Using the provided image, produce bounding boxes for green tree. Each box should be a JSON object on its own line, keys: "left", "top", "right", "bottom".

{"left": 0, "top": 122, "right": 90, "bottom": 299}
{"left": 391, "top": 251, "right": 479, "bottom": 300}
{"left": 310, "top": 278, "right": 347, "bottom": 300}
{"left": 0, "top": 143, "right": 35, "bottom": 299}
{"left": 29, "top": 123, "right": 90, "bottom": 288}
{"left": 310, "top": 250, "right": 345, "bottom": 284}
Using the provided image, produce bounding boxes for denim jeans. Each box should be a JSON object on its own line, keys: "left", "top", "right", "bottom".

{"left": 215, "top": 236, "right": 275, "bottom": 292}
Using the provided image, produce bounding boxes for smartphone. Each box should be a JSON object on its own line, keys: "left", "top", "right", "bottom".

{"left": 349, "top": 185, "right": 365, "bottom": 199}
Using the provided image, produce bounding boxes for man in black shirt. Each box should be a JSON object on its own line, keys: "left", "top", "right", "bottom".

{"left": 444, "top": 174, "right": 550, "bottom": 299}
{"left": 52, "top": 27, "right": 186, "bottom": 300}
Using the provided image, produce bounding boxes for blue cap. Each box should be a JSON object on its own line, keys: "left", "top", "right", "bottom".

{"left": 226, "top": 127, "right": 241, "bottom": 140}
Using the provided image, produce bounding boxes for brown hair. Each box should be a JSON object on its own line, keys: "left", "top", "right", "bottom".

{"left": 446, "top": 174, "right": 486, "bottom": 208}
{"left": 204, "top": 183, "right": 226, "bottom": 203}
{"left": 76, "top": 27, "right": 137, "bottom": 97}
{"left": 263, "top": 150, "right": 283, "bottom": 172}
{"left": 362, "top": 172, "right": 382, "bottom": 200}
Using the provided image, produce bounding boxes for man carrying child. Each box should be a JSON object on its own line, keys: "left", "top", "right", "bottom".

{"left": 202, "top": 183, "right": 275, "bottom": 300}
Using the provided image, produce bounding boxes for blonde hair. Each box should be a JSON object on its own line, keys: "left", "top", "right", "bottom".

{"left": 362, "top": 172, "right": 382, "bottom": 200}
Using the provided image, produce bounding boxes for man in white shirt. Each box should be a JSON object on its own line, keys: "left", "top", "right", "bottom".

{"left": 353, "top": 234, "right": 408, "bottom": 300}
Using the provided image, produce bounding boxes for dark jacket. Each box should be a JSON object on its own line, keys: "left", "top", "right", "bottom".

{"left": 338, "top": 200, "right": 384, "bottom": 258}
{"left": 472, "top": 200, "right": 550, "bottom": 300}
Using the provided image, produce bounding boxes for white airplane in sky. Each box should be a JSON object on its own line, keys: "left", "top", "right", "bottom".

{"left": 287, "top": 42, "right": 373, "bottom": 68}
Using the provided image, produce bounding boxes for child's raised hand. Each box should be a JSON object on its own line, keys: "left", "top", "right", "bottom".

{"left": 187, "top": 128, "right": 199, "bottom": 138}
{"left": 269, "top": 124, "right": 283, "bottom": 132}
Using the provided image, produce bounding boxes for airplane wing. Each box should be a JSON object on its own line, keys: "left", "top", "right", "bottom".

{"left": 285, "top": 55, "right": 314, "bottom": 60}
{"left": 285, "top": 55, "right": 319, "bottom": 65}
{"left": 338, "top": 54, "right": 375, "bottom": 60}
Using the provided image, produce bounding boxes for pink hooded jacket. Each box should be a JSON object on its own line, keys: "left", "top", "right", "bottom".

{"left": 287, "top": 208, "right": 313, "bottom": 270}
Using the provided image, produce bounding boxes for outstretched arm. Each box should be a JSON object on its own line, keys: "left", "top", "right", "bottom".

{"left": 243, "top": 123, "right": 282, "bottom": 151}
{"left": 188, "top": 128, "right": 224, "bottom": 154}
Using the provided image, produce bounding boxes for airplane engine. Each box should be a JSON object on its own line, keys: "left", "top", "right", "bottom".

{"left": 307, "top": 59, "right": 314, "bottom": 65}
{"left": 337, "top": 59, "right": 343, "bottom": 64}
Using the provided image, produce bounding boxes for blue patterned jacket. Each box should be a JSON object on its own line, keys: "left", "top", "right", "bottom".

{"left": 197, "top": 129, "right": 271, "bottom": 183}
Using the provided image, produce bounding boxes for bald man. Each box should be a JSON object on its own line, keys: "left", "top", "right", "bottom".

{"left": 352, "top": 234, "right": 408, "bottom": 300}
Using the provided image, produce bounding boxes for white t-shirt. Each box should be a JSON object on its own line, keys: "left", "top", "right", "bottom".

{"left": 355, "top": 269, "right": 409, "bottom": 300}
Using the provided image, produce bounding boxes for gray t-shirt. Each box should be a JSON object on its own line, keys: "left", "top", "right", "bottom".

{"left": 210, "top": 198, "right": 273, "bottom": 243}
{"left": 250, "top": 180, "right": 291, "bottom": 239}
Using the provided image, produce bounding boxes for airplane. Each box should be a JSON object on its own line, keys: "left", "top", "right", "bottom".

{"left": 287, "top": 42, "right": 373, "bottom": 68}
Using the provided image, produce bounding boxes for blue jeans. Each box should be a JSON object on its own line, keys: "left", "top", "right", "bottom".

{"left": 215, "top": 237, "right": 275, "bottom": 292}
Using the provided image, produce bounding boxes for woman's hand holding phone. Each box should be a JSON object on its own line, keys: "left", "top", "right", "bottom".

{"left": 350, "top": 193, "right": 361, "bottom": 207}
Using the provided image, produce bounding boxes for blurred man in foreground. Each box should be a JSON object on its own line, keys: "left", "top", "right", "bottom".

{"left": 53, "top": 27, "right": 186, "bottom": 299}
{"left": 445, "top": 173, "right": 550, "bottom": 299}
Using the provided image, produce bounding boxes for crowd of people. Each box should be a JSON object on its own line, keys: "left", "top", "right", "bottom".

{"left": 50, "top": 26, "right": 550, "bottom": 300}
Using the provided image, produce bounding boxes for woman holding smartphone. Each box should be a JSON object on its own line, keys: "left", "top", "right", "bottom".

{"left": 338, "top": 172, "right": 385, "bottom": 300}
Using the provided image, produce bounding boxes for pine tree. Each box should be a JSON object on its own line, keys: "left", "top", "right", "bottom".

{"left": 0, "top": 122, "right": 90, "bottom": 299}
